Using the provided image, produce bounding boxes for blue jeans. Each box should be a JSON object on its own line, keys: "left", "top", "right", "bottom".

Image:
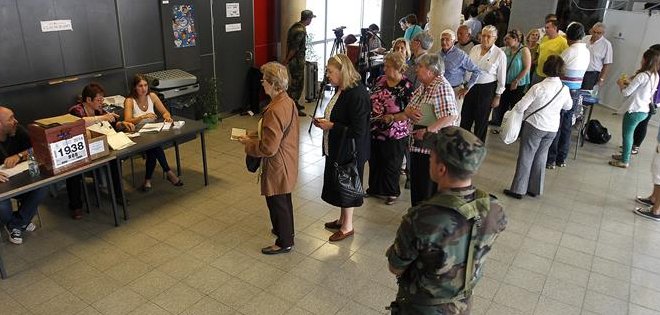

{"left": 547, "top": 89, "right": 578, "bottom": 165}
{"left": 0, "top": 187, "right": 48, "bottom": 230}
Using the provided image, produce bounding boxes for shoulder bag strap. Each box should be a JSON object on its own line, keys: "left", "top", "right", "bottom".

{"left": 283, "top": 100, "right": 296, "bottom": 136}
{"left": 524, "top": 85, "right": 565, "bottom": 121}
{"left": 506, "top": 45, "right": 523, "bottom": 76}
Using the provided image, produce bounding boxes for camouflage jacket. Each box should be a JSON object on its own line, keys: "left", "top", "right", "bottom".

{"left": 386, "top": 186, "right": 507, "bottom": 311}
{"left": 287, "top": 22, "right": 306, "bottom": 60}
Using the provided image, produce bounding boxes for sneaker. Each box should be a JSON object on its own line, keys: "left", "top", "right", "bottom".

{"left": 636, "top": 196, "right": 654, "bottom": 207}
{"left": 546, "top": 163, "right": 556, "bottom": 170}
{"left": 633, "top": 207, "right": 660, "bottom": 221}
{"left": 609, "top": 160, "right": 629, "bottom": 168}
{"left": 632, "top": 147, "right": 639, "bottom": 155}
{"left": 23, "top": 223, "right": 37, "bottom": 232}
{"left": 558, "top": 162, "right": 567, "bottom": 168}
{"left": 8, "top": 228, "right": 23, "bottom": 245}
{"left": 611, "top": 154, "right": 622, "bottom": 161}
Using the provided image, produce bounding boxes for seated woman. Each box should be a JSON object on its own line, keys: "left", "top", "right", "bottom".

{"left": 123, "top": 74, "right": 183, "bottom": 190}
{"left": 66, "top": 83, "right": 135, "bottom": 219}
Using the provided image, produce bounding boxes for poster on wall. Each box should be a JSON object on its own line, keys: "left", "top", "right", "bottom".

{"left": 172, "top": 4, "right": 197, "bottom": 48}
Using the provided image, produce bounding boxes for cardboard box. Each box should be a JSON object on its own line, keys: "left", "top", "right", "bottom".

{"left": 87, "top": 130, "right": 110, "bottom": 160}
{"left": 28, "top": 115, "right": 91, "bottom": 175}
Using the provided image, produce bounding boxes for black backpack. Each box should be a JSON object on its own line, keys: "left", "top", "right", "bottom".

{"left": 585, "top": 119, "right": 611, "bottom": 144}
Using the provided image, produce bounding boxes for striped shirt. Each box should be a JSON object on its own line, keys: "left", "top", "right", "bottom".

{"left": 408, "top": 76, "right": 458, "bottom": 154}
{"left": 560, "top": 43, "right": 590, "bottom": 90}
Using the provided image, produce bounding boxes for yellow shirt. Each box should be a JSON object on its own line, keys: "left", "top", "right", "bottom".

{"left": 536, "top": 35, "right": 568, "bottom": 77}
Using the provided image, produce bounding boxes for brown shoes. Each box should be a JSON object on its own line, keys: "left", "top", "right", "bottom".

{"left": 324, "top": 220, "right": 342, "bottom": 230}
{"left": 329, "top": 230, "right": 354, "bottom": 242}
{"left": 71, "top": 209, "right": 83, "bottom": 220}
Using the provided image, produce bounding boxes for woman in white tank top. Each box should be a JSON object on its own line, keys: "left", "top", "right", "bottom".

{"left": 124, "top": 74, "right": 183, "bottom": 191}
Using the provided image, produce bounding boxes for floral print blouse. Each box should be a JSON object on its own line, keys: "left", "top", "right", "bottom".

{"left": 370, "top": 75, "right": 414, "bottom": 141}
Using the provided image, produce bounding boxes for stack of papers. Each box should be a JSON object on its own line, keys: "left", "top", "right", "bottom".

{"left": 87, "top": 121, "right": 117, "bottom": 136}
{"left": 0, "top": 162, "right": 29, "bottom": 177}
{"left": 139, "top": 123, "right": 164, "bottom": 133}
{"left": 107, "top": 132, "right": 136, "bottom": 150}
{"left": 173, "top": 121, "right": 185, "bottom": 129}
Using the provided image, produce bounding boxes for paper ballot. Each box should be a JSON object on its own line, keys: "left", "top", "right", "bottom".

{"left": 230, "top": 128, "right": 247, "bottom": 140}
{"left": 106, "top": 132, "right": 136, "bottom": 150}
{"left": 0, "top": 162, "right": 29, "bottom": 177}
{"left": 139, "top": 123, "right": 164, "bottom": 133}
{"left": 87, "top": 121, "right": 117, "bottom": 136}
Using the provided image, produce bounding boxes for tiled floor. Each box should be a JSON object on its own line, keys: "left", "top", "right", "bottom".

{"left": 2, "top": 103, "right": 660, "bottom": 314}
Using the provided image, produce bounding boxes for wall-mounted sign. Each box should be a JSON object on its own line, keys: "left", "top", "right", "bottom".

{"left": 172, "top": 4, "right": 197, "bottom": 48}
{"left": 40, "top": 20, "right": 73, "bottom": 32}
{"left": 226, "top": 3, "right": 240, "bottom": 17}
{"left": 225, "top": 23, "right": 242, "bottom": 32}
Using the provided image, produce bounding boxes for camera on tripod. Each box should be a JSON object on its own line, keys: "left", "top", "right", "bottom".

{"left": 333, "top": 26, "right": 346, "bottom": 38}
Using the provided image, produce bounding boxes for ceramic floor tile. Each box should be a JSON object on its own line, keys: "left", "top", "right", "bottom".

{"left": 152, "top": 282, "right": 204, "bottom": 314}
{"left": 91, "top": 287, "right": 147, "bottom": 315}
{"left": 582, "top": 290, "right": 628, "bottom": 314}
{"left": 541, "top": 277, "right": 586, "bottom": 307}
{"left": 588, "top": 272, "right": 630, "bottom": 300}
{"left": 493, "top": 283, "right": 540, "bottom": 313}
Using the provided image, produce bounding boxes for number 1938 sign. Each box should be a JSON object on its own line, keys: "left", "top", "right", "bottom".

{"left": 49, "top": 134, "right": 89, "bottom": 168}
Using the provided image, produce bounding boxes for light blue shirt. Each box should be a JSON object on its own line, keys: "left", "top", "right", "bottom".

{"left": 404, "top": 25, "right": 423, "bottom": 42}
{"left": 439, "top": 46, "right": 481, "bottom": 89}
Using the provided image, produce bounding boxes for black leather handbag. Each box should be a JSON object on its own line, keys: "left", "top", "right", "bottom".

{"left": 329, "top": 127, "right": 364, "bottom": 207}
{"left": 246, "top": 155, "right": 261, "bottom": 173}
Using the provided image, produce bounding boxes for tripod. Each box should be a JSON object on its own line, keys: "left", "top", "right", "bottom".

{"left": 308, "top": 34, "right": 346, "bottom": 133}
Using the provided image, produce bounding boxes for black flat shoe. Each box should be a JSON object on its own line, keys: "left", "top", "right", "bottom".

{"left": 261, "top": 245, "right": 292, "bottom": 255}
{"left": 526, "top": 192, "right": 538, "bottom": 197}
{"left": 503, "top": 189, "right": 523, "bottom": 199}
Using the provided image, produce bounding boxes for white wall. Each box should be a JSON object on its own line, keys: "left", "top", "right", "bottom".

{"left": 600, "top": 9, "right": 660, "bottom": 111}
{"left": 508, "top": 0, "right": 558, "bottom": 36}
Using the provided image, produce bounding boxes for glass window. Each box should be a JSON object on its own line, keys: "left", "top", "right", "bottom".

{"left": 304, "top": 0, "right": 382, "bottom": 80}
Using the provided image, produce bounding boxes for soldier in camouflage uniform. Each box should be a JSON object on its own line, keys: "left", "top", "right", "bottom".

{"left": 386, "top": 126, "right": 507, "bottom": 315}
{"left": 285, "top": 10, "right": 315, "bottom": 117}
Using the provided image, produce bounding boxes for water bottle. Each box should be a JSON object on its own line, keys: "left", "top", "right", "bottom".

{"left": 27, "top": 148, "right": 40, "bottom": 177}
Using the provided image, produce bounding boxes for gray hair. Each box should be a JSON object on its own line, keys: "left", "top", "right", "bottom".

{"left": 482, "top": 25, "right": 498, "bottom": 37}
{"left": 417, "top": 53, "right": 445, "bottom": 76}
{"left": 441, "top": 29, "right": 456, "bottom": 42}
{"left": 412, "top": 31, "right": 434, "bottom": 50}
{"left": 458, "top": 24, "right": 471, "bottom": 35}
{"left": 592, "top": 22, "right": 606, "bottom": 31}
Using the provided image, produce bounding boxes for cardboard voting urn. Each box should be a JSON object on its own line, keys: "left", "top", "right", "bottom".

{"left": 28, "top": 114, "right": 91, "bottom": 175}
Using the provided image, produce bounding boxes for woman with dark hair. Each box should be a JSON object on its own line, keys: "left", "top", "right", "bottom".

{"left": 491, "top": 29, "right": 531, "bottom": 130}
{"left": 610, "top": 49, "right": 660, "bottom": 168}
{"left": 313, "top": 54, "right": 370, "bottom": 242}
{"left": 66, "top": 83, "right": 135, "bottom": 219}
{"left": 403, "top": 14, "right": 423, "bottom": 42}
{"left": 631, "top": 44, "right": 660, "bottom": 155}
{"left": 504, "top": 55, "right": 573, "bottom": 199}
{"left": 124, "top": 74, "right": 183, "bottom": 190}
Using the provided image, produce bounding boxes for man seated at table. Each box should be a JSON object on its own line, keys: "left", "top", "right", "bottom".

{"left": 0, "top": 106, "right": 48, "bottom": 245}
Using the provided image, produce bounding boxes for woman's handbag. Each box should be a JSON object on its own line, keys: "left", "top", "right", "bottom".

{"left": 329, "top": 127, "right": 364, "bottom": 207}
{"left": 500, "top": 86, "right": 565, "bottom": 144}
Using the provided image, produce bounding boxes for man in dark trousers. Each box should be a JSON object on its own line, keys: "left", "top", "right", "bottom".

{"left": 0, "top": 106, "right": 48, "bottom": 245}
{"left": 284, "top": 10, "right": 315, "bottom": 117}
{"left": 387, "top": 127, "right": 507, "bottom": 314}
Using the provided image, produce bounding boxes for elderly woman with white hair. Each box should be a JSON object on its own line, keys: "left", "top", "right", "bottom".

{"left": 239, "top": 62, "right": 299, "bottom": 255}
{"left": 460, "top": 25, "right": 507, "bottom": 142}
{"left": 404, "top": 53, "right": 459, "bottom": 206}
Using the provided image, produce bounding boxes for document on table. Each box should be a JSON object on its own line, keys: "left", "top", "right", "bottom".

{"left": 0, "top": 161, "right": 29, "bottom": 177}
{"left": 107, "top": 132, "right": 136, "bottom": 150}
{"left": 87, "top": 121, "right": 117, "bottom": 135}
{"left": 139, "top": 122, "right": 164, "bottom": 133}
{"left": 230, "top": 128, "right": 247, "bottom": 140}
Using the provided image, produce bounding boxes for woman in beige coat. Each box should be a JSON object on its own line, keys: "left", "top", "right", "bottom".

{"left": 239, "top": 62, "right": 299, "bottom": 255}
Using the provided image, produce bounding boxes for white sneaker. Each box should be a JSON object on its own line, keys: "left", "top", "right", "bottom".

{"left": 24, "top": 223, "right": 37, "bottom": 232}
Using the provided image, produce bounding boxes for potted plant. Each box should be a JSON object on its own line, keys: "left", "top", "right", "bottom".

{"left": 200, "top": 77, "right": 221, "bottom": 128}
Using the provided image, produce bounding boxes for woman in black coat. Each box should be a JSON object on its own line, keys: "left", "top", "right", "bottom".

{"left": 313, "top": 54, "right": 370, "bottom": 242}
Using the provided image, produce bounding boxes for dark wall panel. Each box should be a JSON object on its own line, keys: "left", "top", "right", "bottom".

{"left": 56, "top": 0, "right": 122, "bottom": 75}
{"left": 0, "top": 0, "right": 31, "bottom": 86}
{"left": 117, "top": 0, "right": 164, "bottom": 67}
{"left": 16, "top": 0, "right": 66, "bottom": 82}
{"left": 195, "top": 0, "right": 213, "bottom": 55}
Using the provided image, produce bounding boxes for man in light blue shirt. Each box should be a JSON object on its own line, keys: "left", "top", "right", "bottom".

{"left": 438, "top": 29, "right": 481, "bottom": 124}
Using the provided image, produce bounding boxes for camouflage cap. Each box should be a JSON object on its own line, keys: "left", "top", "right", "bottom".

{"left": 422, "top": 126, "right": 486, "bottom": 173}
{"left": 301, "top": 10, "right": 316, "bottom": 20}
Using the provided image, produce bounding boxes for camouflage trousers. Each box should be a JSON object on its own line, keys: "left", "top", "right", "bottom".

{"left": 392, "top": 297, "right": 471, "bottom": 315}
{"left": 287, "top": 57, "right": 305, "bottom": 108}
